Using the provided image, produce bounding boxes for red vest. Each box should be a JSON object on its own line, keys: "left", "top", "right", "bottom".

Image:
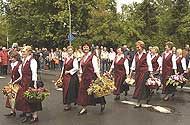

{"left": 114, "top": 57, "right": 126, "bottom": 76}
{"left": 135, "top": 53, "right": 148, "bottom": 72}
{"left": 152, "top": 55, "right": 159, "bottom": 71}
{"left": 11, "top": 61, "right": 22, "bottom": 82}
{"left": 162, "top": 53, "right": 173, "bottom": 74}
{"left": 81, "top": 54, "right": 96, "bottom": 80}
{"left": 176, "top": 57, "right": 183, "bottom": 74}
{"left": 21, "top": 57, "right": 33, "bottom": 89}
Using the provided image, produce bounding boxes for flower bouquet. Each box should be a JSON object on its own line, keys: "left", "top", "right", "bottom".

{"left": 166, "top": 74, "right": 188, "bottom": 86}
{"left": 55, "top": 78, "right": 63, "bottom": 88}
{"left": 2, "top": 84, "right": 20, "bottom": 97}
{"left": 87, "top": 76, "right": 116, "bottom": 98}
{"left": 2, "top": 83, "right": 20, "bottom": 109}
{"left": 24, "top": 87, "right": 50, "bottom": 103}
{"left": 145, "top": 78, "right": 161, "bottom": 89}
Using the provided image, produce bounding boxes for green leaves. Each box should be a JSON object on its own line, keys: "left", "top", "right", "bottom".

{"left": 1, "top": 0, "right": 190, "bottom": 48}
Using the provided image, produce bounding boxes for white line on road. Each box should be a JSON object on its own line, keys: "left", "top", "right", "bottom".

{"left": 121, "top": 100, "right": 173, "bottom": 114}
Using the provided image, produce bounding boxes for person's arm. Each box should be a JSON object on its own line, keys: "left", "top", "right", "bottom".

{"left": 157, "top": 56, "right": 162, "bottom": 71}
{"left": 30, "top": 59, "right": 38, "bottom": 88}
{"left": 60, "top": 63, "right": 64, "bottom": 79}
{"left": 172, "top": 54, "right": 177, "bottom": 74}
{"left": 181, "top": 58, "right": 187, "bottom": 72}
{"left": 67, "top": 58, "right": 79, "bottom": 75}
{"left": 124, "top": 59, "right": 129, "bottom": 76}
{"left": 129, "top": 55, "right": 136, "bottom": 77}
{"left": 92, "top": 55, "right": 101, "bottom": 79}
{"left": 147, "top": 53, "right": 153, "bottom": 78}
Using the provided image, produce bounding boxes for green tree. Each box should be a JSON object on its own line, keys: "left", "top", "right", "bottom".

{"left": 170, "top": 0, "right": 190, "bottom": 47}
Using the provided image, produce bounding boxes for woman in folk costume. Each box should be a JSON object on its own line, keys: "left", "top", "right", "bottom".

{"left": 108, "top": 47, "right": 129, "bottom": 100}
{"left": 160, "top": 42, "right": 177, "bottom": 100}
{"left": 150, "top": 46, "right": 162, "bottom": 74}
{"left": 4, "top": 51, "right": 22, "bottom": 117}
{"left": 129, "top": 41, "right": 154, "bottom": 108}
{"left": 164, "top": 49, "right": 187, "bottom": 100}
{"left": 59, "top": 46, "right": 79, "bottom": 111}
{"left": 148, "top": 46, "right": 162, "bottom": 96}
{"left": 15, "top": 46, "right": 42, "bottom": 123}
{"left": 77, "top": 43, "right": 106, "bottom": 115}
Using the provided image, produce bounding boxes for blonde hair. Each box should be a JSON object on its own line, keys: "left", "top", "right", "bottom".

{"left": 22, "top": 46, "right": 32, "bottom": 53}
{"left": 135, "top": 40, "right": 145, "bottom": 49}
{"left": 67, "top": 46, "right": 73, "bottom": 50}
{"left": 152, "top": 46, "right": 159, "bottom": 52}
{"left": 165, "top": 41, "right": 173, "bottom": 49}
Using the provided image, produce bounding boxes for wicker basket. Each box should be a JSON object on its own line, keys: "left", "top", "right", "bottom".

{"left": 25, "top": 96, "right": 45, "bottom": 103}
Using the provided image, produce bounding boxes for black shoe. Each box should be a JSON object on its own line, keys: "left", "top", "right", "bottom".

{"left": 100, "top": 104, "right": 105, "bottom": 112}
{"left": 146, "top": 99, "right": 150, "bottom": 104}
{"left": 114, "top": 96, "right": 120, "bottom": 101}
{"left": 28, "top": 117, "right": 39, "bottom": 124}
{"left": 134, "top": 104, "right": 142, "bottom": 108}
{"left": 19, "top": 113, "right": 26, "bottom": 117}
{"left": 21, "top": 116, "right": 31, "bottom": 123}
{"left": 78, "top": 109, "right": 87, "bottom": 116}
{"left": 4, "top": 112, "right": 16, "bottom": 117}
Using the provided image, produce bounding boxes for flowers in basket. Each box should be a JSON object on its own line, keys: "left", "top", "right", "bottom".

{"left": 145, "top": 78, "right": 161, "bottom": 89}
{"left": 24, "top": 87, "right": 50, "bottom": 103}
{"left": 55, "top": 78, "right": 63, "bottom": 88}
{"left": 166, "top": 74, "right": 188, "bottom": 86}
{"left": 87, "top": 76, "right": 116, "bottom": 98}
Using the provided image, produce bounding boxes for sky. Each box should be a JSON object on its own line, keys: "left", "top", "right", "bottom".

{"left": 116, "top": 0, "right": 143, "bottom": 13}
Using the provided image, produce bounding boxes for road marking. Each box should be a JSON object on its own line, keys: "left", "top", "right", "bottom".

{"left": 56, "top": 88, "right": 63, "bottom": 91}
{"left": 177, "top": 86, "right": 190, "bottom": 90}
{"left": 0, "top": 76, "right": 6, "bottom": 79}
{"left": 121, "top": 100, "right": 173, "bottom": 114}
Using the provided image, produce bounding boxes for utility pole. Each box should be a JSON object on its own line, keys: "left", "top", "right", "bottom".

{"left": 68, "top": 0, "right": 72, "bottom": 46}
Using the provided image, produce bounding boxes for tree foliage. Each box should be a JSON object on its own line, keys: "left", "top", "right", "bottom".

{"left": 1, "top": 0, "right": 190, "bottom": 49}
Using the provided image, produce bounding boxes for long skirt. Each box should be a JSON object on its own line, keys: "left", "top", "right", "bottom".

{"left": 63, "top": 74, "right": 79, "bottom": 104}
{"left": 133, "top": 71, "right": 150, "bottom": 100}
{"left": 113, "top": 75, "right": 129, "bottom": 95}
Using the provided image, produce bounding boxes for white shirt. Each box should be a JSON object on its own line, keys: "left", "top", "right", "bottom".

{"left": 111, "top": 54, "right": 129, "bottom": 75}
{"left": 131, "top": 50, "right": 153, "bottom": 72}
{"left": 22, "top": 55, "right": 37, "bottom": 81}
{"left": 176, "top": 56, "right": 187, "bottom": 71}
{"left": 161, "top": 51, "right": 177, "bottom": 70}
{"left": 151, "top": 54, "right": 162, "bottom": 70}
{"left": 61, "top": 54, "right": 78, "bottom": 75}
{"left": 108, "top": 51, "right": 116, "bottom": 61}
{"left": 80, "top": 52, "right": 99, "bottom": 73}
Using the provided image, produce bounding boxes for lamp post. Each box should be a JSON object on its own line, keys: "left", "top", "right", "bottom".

{"left": 67, "top": 0, "right": 72, "bottom": 46}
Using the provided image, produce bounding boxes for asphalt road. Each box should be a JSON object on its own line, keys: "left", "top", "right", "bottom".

{"left": 0, "top": 70, "right": 190, "bottom": 125}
